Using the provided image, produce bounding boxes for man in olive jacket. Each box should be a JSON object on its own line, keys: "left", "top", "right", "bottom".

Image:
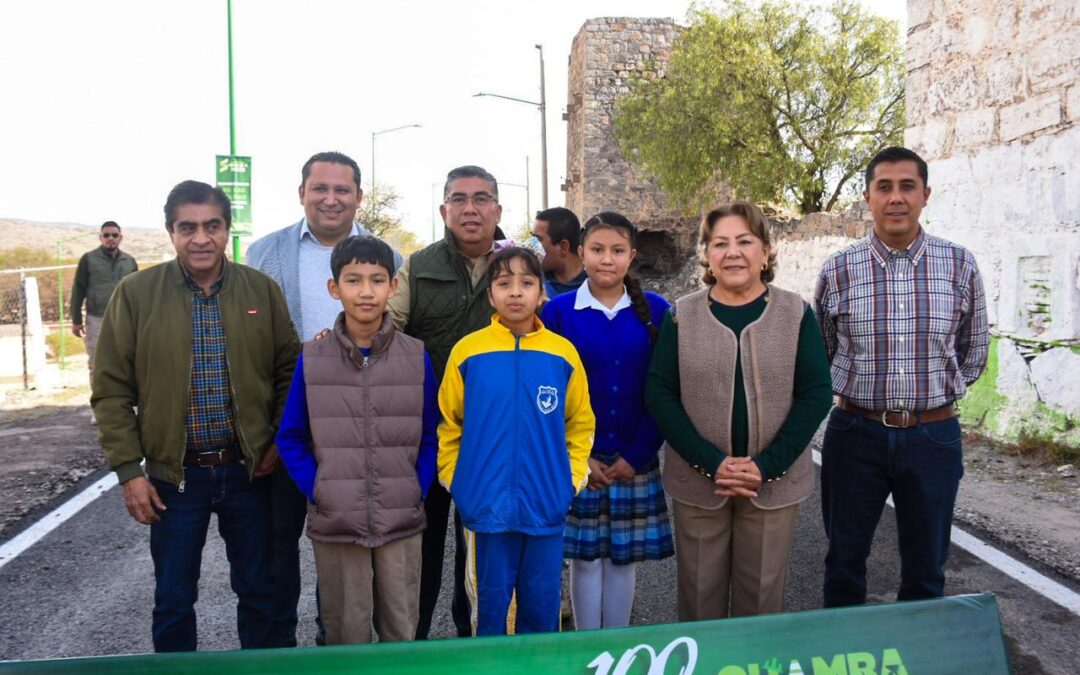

{"left": 69, "top": 220, "right": 138, "bottom": 384}
{"left": 91, "top": 181, "right": 300, "bottom": 652}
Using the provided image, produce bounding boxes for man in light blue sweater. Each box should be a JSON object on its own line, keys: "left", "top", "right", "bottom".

{"left": 246, "top": 150, "right": 402, "bottom": 647}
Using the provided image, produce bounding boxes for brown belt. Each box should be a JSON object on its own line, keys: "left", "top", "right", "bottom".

{"left": 183, "top": 447, "right": 240, "bottom": 467}
{"left": 837, "top": 398, "right": 954, "bottom": 429}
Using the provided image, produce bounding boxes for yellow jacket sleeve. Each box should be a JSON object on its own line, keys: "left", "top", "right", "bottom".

{"left": 437, "top": 345, "right": 466, "bottom": 491}
{"left": 563, "top": 350, "right": 596, "bottom": 494}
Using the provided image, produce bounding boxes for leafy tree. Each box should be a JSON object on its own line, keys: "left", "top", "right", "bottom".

{"left": 355, "top": 184, "right": 424, "bottom": 255}
{"left": 614, "top": 0, "right": 904, "bottom": 213}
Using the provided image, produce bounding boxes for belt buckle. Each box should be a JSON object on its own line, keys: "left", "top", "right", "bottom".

{"left": 196, "top": 449, "right": 225, "bottom": 467}
{"left": 881, "top": 410, "right": 911, "bottom": 428}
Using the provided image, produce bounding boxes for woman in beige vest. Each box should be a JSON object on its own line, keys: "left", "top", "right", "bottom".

{"left": 645, "top": 201, "right": 833, "bottom": 619}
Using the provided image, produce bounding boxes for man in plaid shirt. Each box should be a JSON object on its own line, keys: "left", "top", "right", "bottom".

{"left": 93, "top": 181, "right": 299, "bottom": 651}
{"left": 814, "top": 146, "right": 989, "bottom": 608}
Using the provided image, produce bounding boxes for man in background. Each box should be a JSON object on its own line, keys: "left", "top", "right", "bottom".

{"left": 70, "top": 220, "right": 138, "bottom": 388}
{"left": 532, "top": 207, "right": 585, "bottom": 296}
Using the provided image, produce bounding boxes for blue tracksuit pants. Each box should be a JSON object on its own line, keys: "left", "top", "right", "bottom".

{"left": 473, "top": 532, "right": 562, "bottom": 636}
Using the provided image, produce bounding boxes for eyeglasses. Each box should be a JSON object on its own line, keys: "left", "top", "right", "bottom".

{"left": 445, "top": 193, "right": 497, "bottom": 208}
{"left": 101, "top": 233, "right": 120, "bottom": 239}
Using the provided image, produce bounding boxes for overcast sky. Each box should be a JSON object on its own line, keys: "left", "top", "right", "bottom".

{"left": 0, "top": 0, "right": 906, "bottom": 244}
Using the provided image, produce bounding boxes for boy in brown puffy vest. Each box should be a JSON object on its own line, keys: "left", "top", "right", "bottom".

{"left": 276, "top": 235, "right": 438, "bottom": 645}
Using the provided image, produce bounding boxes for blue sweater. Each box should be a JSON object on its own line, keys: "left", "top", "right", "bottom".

{"left": 275, "top": 350, "right": 439, "bottom": 502}
{"left": 540, "top": 289, "right": 669, "bottom": 471}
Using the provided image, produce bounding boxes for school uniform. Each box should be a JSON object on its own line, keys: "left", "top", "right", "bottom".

{"left": 437, "top": 315, "right": 596, "bottom": 635}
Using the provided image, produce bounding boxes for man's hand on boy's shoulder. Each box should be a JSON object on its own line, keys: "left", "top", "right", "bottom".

{"left": 254, "top": 444, "right": 281, "bottom": 477}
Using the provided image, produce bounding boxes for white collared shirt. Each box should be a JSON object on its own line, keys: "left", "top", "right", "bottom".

{"left": 574, "top": 279, "right": 631, "bottom": 320}
{"left": 297, "top": 219, "right": 363, "bottom": 339}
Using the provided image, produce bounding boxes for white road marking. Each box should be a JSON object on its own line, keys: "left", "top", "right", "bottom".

{"left": 813, "top": 449, "right": 1080, "bottom": 616}
{"left": 1, "top": 452, "right": 1077, "bottom": 617}
{"left": 0, "top": 472, "right": 118, "bottom": 570}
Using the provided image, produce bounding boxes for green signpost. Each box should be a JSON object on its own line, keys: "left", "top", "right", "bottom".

{"left": 216, "top": 154, "right": 253, "bottom": 238}
{"left": 0, "top": 594, "right": 1009, "bottom": 674}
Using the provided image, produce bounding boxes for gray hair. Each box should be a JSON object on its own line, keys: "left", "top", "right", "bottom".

{"left": 443, "top": 165, "right": 499, "bottom": 200}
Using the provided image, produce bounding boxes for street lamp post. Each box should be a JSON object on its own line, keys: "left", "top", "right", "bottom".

{"left": 371, "top": 124, "right": 421, "bottom": 224}
{"left": 473, "top": 44, "right": 549, "bottom": 209}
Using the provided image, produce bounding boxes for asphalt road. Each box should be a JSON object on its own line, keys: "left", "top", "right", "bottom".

{"left": 0, "top": 456, "right": 1077, "bottom": 673}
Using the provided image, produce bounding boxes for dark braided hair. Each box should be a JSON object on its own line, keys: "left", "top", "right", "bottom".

{"left": 581, "top": 212, "right": 658, "bottom": 343}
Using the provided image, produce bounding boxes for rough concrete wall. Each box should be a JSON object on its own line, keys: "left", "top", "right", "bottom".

{"left": 770, "top": 205, "right": 875, "bottom": 302}
{"left": 905, "top": 0, "right": 1080, "bottom": 339}
{"left": 905, "top": 0, "right": 1080, "bottom": 441}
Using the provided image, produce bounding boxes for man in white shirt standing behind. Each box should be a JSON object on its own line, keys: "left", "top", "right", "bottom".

{"left": 246, "top": 151, "right": 402, "bottom": 646}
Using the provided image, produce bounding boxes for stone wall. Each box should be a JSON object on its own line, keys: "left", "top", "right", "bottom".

{"left": 563, "top": 17, "right": 870, "bottom": 302}
{"left": 564, "top": 18, "right": 682, "bottom": 223}
{"left": 905, "top": 0, "right": 1080, "bottom": 443}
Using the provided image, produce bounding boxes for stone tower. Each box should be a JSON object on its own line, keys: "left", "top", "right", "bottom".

{"left": 562, "top": 18, "right": 694, "bottom": 284}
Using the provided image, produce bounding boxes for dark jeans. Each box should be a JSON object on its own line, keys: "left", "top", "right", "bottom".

{"left": 821, "top": 407, "right": 964, "bottom": 608}
{"left": 269, "top": 464, "right": 319, "bottom": 647}
{"left": 149, "top": 462, "right": 274, "bottom": 652}
{"left": 416, "top": 482, "right": 472, "bottom": 638}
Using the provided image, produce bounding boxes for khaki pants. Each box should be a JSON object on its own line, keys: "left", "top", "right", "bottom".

{"left": 85, "top": 313, "right": 103, "bottom": 384}
{"left": 673, "top": 498, "right": 799, "bottom": 621}
{"left": 312, "top": 533, "right": 422, "bottom": 645}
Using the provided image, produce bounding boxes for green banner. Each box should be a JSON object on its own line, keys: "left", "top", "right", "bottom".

{"left": 216, "top": 154, "right": 253, "bottom": 237}
{"left": 0, "top": 594, "right": 1008, "bottom": 674}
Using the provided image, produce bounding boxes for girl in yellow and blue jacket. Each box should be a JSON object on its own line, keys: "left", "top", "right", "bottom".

{"left": 437, "top": 245, "right": 595, "bottom": 637}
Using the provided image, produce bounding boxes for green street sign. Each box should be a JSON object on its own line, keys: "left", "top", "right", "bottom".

{"left": 0, "top": 594, "right": 1009, "bottom": 674}
{"left": 216, "top": 154, "right": 252, "bottom": 237}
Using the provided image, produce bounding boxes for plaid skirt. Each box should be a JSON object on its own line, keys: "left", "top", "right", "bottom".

{"left": 563, "top": 455, "right": 674, "bottom": 564}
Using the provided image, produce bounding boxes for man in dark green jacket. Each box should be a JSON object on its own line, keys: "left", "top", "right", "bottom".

{"left": 387, "top": 165, "right": 506, "bottom": 639}
{"left": 91, "top": 181, "right": 300, "bottom": 652}
{"left": 70, "top": 220, "right": 138, "bottom": 384}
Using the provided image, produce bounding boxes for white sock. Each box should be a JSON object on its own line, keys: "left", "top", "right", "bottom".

{"left": 600, "top": 559, "right": 636, "bottom": 628}
{"left": 570, "top": 558, "right": 603, "bottom": 630}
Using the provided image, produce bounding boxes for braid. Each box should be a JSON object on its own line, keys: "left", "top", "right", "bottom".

{"left": 624, "top": 273, "right": 657, "bottom": 343}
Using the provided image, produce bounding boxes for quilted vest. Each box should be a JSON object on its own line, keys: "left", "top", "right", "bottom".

{"left": 663, "top": 285, "right": 814, "bottom": 510}
{"left": 303, "top": 313, "right": 426, "bottom": 547}
{"left": 405, "top": 227, "right": 504, "bottom": 380}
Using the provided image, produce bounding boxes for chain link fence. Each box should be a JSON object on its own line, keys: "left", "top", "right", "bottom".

{"left": 1, "top": 264, "right": 88, "bottom": 389}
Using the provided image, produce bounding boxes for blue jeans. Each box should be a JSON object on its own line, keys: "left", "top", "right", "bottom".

{"left": 474, "top": 532, "right": 563, "bottom": 636}
{"left": 149, "top": 462, "right": 274, "bottom": 651}
{"left": 821, "top": 407, "right": 964, "bottom": 608}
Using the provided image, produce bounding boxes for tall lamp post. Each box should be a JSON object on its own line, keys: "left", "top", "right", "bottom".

{"left": 473, "top": 43, "right": 549, "bottom": 209}
{"left": 371, "top": 124, "right": 421, "bottom": 223}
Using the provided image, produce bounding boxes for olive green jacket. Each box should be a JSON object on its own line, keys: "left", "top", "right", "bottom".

{"left": 70, "top": 247, "right": 138, "bottom": 324}
{"left": 405, "top": 226, "right": 505, "bottom": 380}
{"left": 91, "top": 259, "right": 301, "bottom": 486}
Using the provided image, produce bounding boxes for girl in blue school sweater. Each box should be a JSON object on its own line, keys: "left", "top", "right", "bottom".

{"left": 540, "top": 212, "right": 674, "bottom": 630}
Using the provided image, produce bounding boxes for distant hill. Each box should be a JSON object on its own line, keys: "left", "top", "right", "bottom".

{"left": 0, "top": 219, "right": 194, "bottom": 267}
